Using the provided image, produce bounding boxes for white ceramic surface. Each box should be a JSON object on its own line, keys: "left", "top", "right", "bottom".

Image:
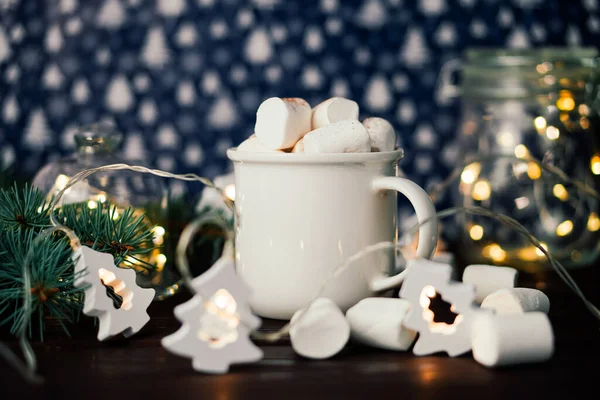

{"left": 227, "top": 148, "right": 438, "bottom": 320}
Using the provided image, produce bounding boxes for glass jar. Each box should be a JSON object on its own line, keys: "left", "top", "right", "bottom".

{"left": 32, "top": 123, "right": 179, "bottom": 298}
{"left": 441, "top": 48, "right": 600, "bottom": 271}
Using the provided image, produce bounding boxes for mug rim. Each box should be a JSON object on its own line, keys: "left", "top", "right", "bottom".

{"left": 227, "top": 148, "right": 404, "bottom": 164}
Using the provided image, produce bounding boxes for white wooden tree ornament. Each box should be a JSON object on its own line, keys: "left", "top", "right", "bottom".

{"left": 73, "top": 246, "right": 155, "bottom": 341}
{"left": 399, "top": 258, "right": 477, "bottom": 357}
{"left": 161, "top": 258, "right": 263, "bottom": 374}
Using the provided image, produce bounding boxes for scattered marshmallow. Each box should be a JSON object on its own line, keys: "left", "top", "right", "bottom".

{"left": 289, "top": 298, "right": 350, "bottom": 360}
{"left": 292, "top": 137, "right": 304, "bottom": 153}
{"left": 254, "top": 97, "right": 312, "bottom": 150}
{"left": 362, "top": 117, "right": 396, "bottom": 152}
{"left": 311, "top": 97, "right": 359, "bottom": 130}
{"left": 462, "top": 264, "right": 518, "bottom": 303}
{"left": 471, "top": 311, "right": 554, "bottom": 367}
{"left": 346, "top": 298, "right": 417, "bottom": 351}
{"left": 237, "top": 135, "right": 284, "bottom": 153}
{"left": 481, "top": 288, "right": 550, "bottom": 315}
{"left": 303, "top": 120, "right": 371, "bottom": 153}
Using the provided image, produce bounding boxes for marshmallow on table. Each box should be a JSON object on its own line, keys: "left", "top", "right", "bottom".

{"left": 362, "top": 117, "right": 396, "bottom": 152}
{"left": 346, "top": 298, "right": 416, "bottom": 351}
{"left": 471, "top": 311, "right": 554, "bottom": 367}
{"left": 303, "top": 120, "right": 371, "bottom": 153}
{"left": 462, "top": 264, "right": 518, "bottom": 303}
{"left": 254, "top": 97, "right": 312, "bottom": 150}
{"left": 481, "top": 288, "right": 550, "bottom": 315}
{"left": 289, "top": 297, "right": 350, "bottom": 360}
{"left": 311, "top": 97, "right": 359, "bottom": 129}
{"left": 237, "top": 135, "right": 284, "bottom": 153}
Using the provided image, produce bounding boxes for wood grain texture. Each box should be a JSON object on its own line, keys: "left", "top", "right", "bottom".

{"left": 1, "top": 264, "right": 599, "bottom": 399}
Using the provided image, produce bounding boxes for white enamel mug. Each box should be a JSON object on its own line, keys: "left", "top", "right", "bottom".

{"left": 226, "top": 148, "right": 438, "bottom": 320}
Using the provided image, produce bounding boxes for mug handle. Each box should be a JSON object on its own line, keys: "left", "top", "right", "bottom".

{"left": 369, "top": 176, "right": 438, "bottom": 292}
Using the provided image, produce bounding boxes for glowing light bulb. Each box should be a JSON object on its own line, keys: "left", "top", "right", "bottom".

{"left": 527, "top": 162, "right": 542, "bottom": 180}
{"left": 557, "top": 96, "right": 575, "bottom": 111}
{"left": 591, "top": 155, "right": 600, "bottom": 175}
{"left": 484, "top": 244, "right": 506, "bottom": 262}
{"left": 224, "top": 184, "right": 236, "bottom": 201}
{"left": 111, "top": 210, "right": 120, "bottom": 220}
{"left": 536, "top": 242, "right": 549, "bottom": 257}
{"left": 579, "top": 104, "right": 590, "bottom": 116}
{"left": 55, "top": 174, "right": 70, "bottom": 190}
{"left": 472, "top": 180, "right": 491, "bottom": 201}
{"left": 546, "top": 126, "right": 560, "bottom": 140}
{"left": 469, "top": 225, "right": 484, "bottom": 241}
{"left": 97, "top": 194, "right": 107, "bottom": 203}
{"left": 156, "top": 254, "right": 167, "bottom": 270}
{"left": 588, "top": 213, "right": 600, "bottom": 231}
{"left": 514, "top": 144, "right": 528, "bottom": 159}
{"left": 533, "top": 117, "right": 547, "bottom": 131}
{"left": 556, "top": 220, "right": 573, "bottom": 237}
{"left": 552, "top": 184, "right": 569, "bottom": 201}
{"left": 460, "top": 162, "right": 481, "bottom": 184}
{"left": 87, "top": 200, "right": 98, "bottom": 209}
{"left": 498, "top": 131, "right": 514, "bottom": 146}
{"left": 580, "top": 117, "right": 590, "bottom": 129}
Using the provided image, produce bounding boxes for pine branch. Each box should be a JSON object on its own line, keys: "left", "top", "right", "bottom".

{"left": 58, "top": 202, "right": 158, "bottom": 272}
{"left": 0, "top": 183, "right": 51, "bottom": 231}
{"left": 0, "top": 228, "right": 84, "bottom": 337}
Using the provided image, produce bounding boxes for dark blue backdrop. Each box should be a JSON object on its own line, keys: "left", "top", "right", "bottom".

{"left": 1, "top": 0, "right": 598, "bottom": 214}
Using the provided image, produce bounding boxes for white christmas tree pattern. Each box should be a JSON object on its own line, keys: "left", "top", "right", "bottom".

{"left": 399, "top": 259, "right": 478, "bottom": 357}
{"left": 161, "top": 257, "right": 263, "bottom": 374}
{"left": 73, "top": 246, "right": 155, "bottom": 341}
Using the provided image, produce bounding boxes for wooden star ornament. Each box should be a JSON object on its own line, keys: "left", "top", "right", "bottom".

{"left": 399, "top": 258, "right": 477, "bottom": 357}
{"left": 161, "top": 257, "right": 263, "bottom": 374}
{"left": 72, "top": 246, "right": 155, "bottom": 341}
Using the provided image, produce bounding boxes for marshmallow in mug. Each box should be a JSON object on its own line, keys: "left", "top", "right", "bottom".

{"left": 237, "top": 135, "right": 285, "bottom": 153}
{"left": 462, "top": 264, "right": 518, "bottom": 303}
{"left": 471, "top": 311, "right": 554, "bottom": 367}
{"left": 289, "top": 298, "right": 350, "bottom": 360}
{"left": 303, "top": 120, "right": 371, "bottom": 153}
{"left": 254, "top": 97, "right": 312, "bottom": 150}
{"left": 481, "top": 288, "right": 550, "bottom": 315}
{"left": 311, "top": 97, "right": 360, "bottom": 130}
{"left": 362, "top": 117, "right": 396, "bottom": 152}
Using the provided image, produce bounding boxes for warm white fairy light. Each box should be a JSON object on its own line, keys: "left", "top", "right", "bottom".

{"left": 591, "top": 155, "right": 600, "bottom": 175}
{"left": 156, "top": 254, "right": 167, "bottom": 270}
{"left": 546, "top": 126, "right": 560, "bottom": 140}
{"left": 87, "top": 200, "right": 98, "bottom": 209}
{"left": 588, "top": 213, "right": 600, "bottom": 232}
{"left": 556, "top": 220, "right": 574, "bottom": 237}
{"left": 557, "top": 96, "right": 575, "bottom": 112}
{"left": 472, "top": 180, "right": 491, "bottom": 201}
{"left": 469, "top": 225, "right": 484, "bottom": 241}
{"left": 224, "top": 184, "right": 236, "bottom": 201}
{"left": 534, "top": 116, "right": 547, "bottom": 131}
{"left": 152, "top": 226, "right": 166, "bottom": 245}
{"left": 97, "top": 194, "right": 107, "bottom": 203}
{"left": 514, "top": 144, "right": 528, "bottom": 159}
{"left": 536, "top": 242, "right": 549, "bottom": 257}
{"left": 527, "top": 162, "right": 542, "bottom": 180}
{"left": 552, "top": 184, "right": 569, "bottom": 201}
{"left": 55, "top": 174, "right": 70, "bottom": 190}
{"left": 498, "top": 131, "right": 514, "bottom": 146}
{"left": 460, "top": 162, "right": 481, "bottom": 184}
{"left": 483, "top": 244, "right": 506, "bottom": 262}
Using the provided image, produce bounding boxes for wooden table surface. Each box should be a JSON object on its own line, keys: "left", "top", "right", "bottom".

{"left": 2, "top": 263, "right": 599, "bottom": 399}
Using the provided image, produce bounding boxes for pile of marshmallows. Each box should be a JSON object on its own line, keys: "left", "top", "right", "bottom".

{"left": 237, "top": 97, "right": 396, "bottom": 153}
{"left": 289, "top": 262, "right": 554, "bottom": 368}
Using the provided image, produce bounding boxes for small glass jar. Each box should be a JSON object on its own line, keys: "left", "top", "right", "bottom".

{"left": 32, "top": 123, "right": 179, "bottom": 298}
{"left": 440, "top": 48, "right": 600, "bottom": 271}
